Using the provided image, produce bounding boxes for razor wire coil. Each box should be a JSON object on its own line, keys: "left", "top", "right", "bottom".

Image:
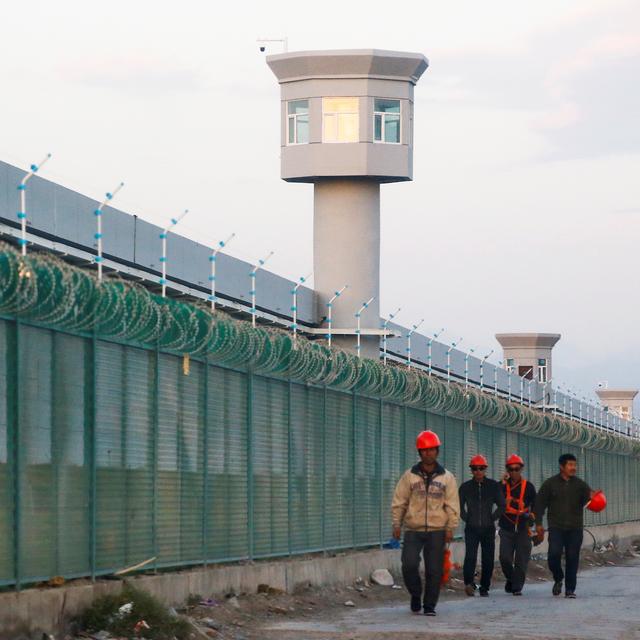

{"left": 0, "top": 242, "right": 637, "bottom": 458}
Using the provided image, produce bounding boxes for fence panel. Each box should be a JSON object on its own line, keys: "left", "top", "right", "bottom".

{"left": 252, "top": 376, "right": 289, "bottom": 558}
{"left": 0, "top": 319, "right": 638, "bottom": 588}
{"left": 205, "top": 365, "right": 248, "bottom": 562}
{"left": 18, "top": 325, "right": 55, "bottom": 582}
{"left": 324, "top": 390, "right": 354, "bottom": 549}
{"left": 354, "top": 395, "right": 381, "bottom": 546}
{"left": 0, "top": 320, "right": 12, "bottom": 585}
{"left": 289, "top": 384, "right": 324, "bottom": 553}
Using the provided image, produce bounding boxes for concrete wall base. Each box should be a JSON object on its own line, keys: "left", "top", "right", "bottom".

{"left": 1, "top": 521, "right": 638, "bottom": 638}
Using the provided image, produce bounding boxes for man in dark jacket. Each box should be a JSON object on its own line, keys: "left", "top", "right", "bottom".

{"left": 459, "top": 454, "right": 505, "bottom": 597}
{"left": 535, "top": 453, "right": 594, "bottom": 598}
{"left": 499, "top": 454, "right": 537, "bottom": 596}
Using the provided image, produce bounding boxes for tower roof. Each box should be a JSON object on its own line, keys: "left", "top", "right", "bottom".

{"left": 267, "top": 49, "right": 429, "bottom": 84}
{"left": 495, "top": 333, "right": 561, "bottom": 349}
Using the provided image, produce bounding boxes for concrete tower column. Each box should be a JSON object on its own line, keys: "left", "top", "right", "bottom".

{"left": 314, "top": 178, "right": 380, "bottom": 356}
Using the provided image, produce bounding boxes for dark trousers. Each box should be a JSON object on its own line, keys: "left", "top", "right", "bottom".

{"left": 401, "top": 530, "right": 446, "bottom": 610}
{"left": 548, "top": 528, "right": 583, "bottom": 592}
{"left": 463, "top": 526, "right": 496, "bottom": 591}
{"left": 499, "top": 528, "right": 532, "bottom": 592}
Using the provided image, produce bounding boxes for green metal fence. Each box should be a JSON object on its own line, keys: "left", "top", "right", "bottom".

{"left": 1, "top": 316, "right": 639, "bottom": 589}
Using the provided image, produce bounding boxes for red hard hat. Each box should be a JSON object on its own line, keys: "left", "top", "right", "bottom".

{"left": 416, "top": 430, "right": 441, "bottom": 450}
{"left": 506, "top": 454, "right": 525, "bottom": 467}
{"left": 586, "top": 490, "right": 607, "bottom": 513}
{"left": 469, "top": 454, "right": 488, "bottom": 467}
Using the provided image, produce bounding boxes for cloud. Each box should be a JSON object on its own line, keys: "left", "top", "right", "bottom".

{"left": 533, "top": 48, "right": 640, "bottom": 159}
{"left": 58, "top": 56, "right": 205, "bottom": 94}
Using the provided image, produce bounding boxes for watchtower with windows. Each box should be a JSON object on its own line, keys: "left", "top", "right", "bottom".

{"left": 495, "top": 333, "right": 561, "bottom": 383}
{"left": 595, "top": 387, "right": 638, "bottom": 421}
{"left": 267, "top": 49, "right": 429, "bottom": 357}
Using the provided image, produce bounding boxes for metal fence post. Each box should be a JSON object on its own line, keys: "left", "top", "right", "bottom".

{"left": 321, "top": 386, "right": 327, "bottom": 553}
{"left": 202, "top": 358, "right": 209, "bottom": 567}
{"left": 287, "top": 380, "right": 293, "bottom": 556}
{"left": 247, "top": 371, "right": 254, "bottom": 560}
{"left": 402, "top": 406, "right": 408, "bottom": 468}
{"left": 8, "top": 320, "right": 20, "bottom": 589}
{"left": 87, "top": 333, "right": 97, "bottom": 581}
{"left": 151, "top": 345, "right": 159, "bottom": 571}
{"left": 351, "top": 391, "right": 357, "bottom": 548}
{"left": 122, "top": 348, "right": 129, "bottom": 565}
{"left": 378, "top": 398, "right": 383, "bottom": 548}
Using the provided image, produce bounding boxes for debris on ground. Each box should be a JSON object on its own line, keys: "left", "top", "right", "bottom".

{"left": 370, "top": 569, "right": 394, "bottom": 586}
{"left": 61, "top": 539, "right": 633, "bottom": 639}
{"left": 74, "top": 584, "right": 191, "bottom": 639}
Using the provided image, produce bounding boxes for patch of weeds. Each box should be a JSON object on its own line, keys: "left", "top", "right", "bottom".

{"left": 77, "top": 584, "right": 191, "bottom": 639}
{"left": 186, "top": 593, "right": 203, "bottom": 607}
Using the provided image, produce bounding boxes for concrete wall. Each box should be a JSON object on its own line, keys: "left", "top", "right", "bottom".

{"left": 0, "top": 160, "right": 317, "bottom": 325}
{"left": 1, "top": 521, "right": 637, "bottom": 638}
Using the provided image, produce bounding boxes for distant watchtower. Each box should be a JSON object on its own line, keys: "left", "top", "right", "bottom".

{"left": 267, "top": 49, "right": 429, "bottom": 357}
{"left": 495, "top": 332, "right": 561, "bottom": 383}
{"left": 595, "top": 387, "right": 638, "bottom": 421}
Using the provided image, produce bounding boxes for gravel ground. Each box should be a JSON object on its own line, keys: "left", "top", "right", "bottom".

{"left": 257, "top": 555, "right": 640, "bottom": 640}
{"left": 177, "top": 544, "right": 640, "bottom": 640}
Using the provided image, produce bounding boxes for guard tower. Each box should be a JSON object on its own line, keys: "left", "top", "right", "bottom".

{"left": 495, "top": 333, "right": 561, "bottom": 383}
{"left": 595, "top": 387, "right": 638, "bottom": 420}
{"left": 267, "top": 49, "right": 429, "bottom": 357}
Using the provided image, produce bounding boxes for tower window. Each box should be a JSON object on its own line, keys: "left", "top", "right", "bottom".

{"left": 537, "top": 358, "right": 547, "bottom": 383}
{"left": 374, "top": 99, "right": 401, "bottom": 143}
{"left": 322, "top": 97, "right": 359, "bottom": 143}
{"left": 287, "top": 100, "right": 309, "bottom": 145}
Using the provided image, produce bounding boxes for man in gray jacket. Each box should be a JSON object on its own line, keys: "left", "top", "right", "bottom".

{"left": 392, "top": 430, "right": 460, "bottom": 617}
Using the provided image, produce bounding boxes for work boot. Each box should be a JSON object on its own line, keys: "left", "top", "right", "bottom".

{"left": 565, "top": 591, "right": 576, "bottom": 599}
{"left": 410, "top": 596, "right": 421, "bottom": 613}
{"left": 504, "top": 581, "right": 513, "bottom": 593}
{"left": 424, "top": 607, "right": 436, "bottom": 616}
{"left": 552, "top": 581, "right": 563, "bottom": 596}
{"left": 464, "top": 584, "right": 475, "bottom": 597}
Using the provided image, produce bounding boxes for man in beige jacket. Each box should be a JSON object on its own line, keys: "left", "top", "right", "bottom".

{"left": 392, "top": 430, "right": 460, "bottom": 616}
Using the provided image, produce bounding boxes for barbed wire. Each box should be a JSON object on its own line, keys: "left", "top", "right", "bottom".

{"left": 0, "top": 241, "right": 637, "bottom": 457}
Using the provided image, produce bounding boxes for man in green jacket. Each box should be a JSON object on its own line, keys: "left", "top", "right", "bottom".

{"left": 535, "top": 453, "right": 593, "bottom": 598}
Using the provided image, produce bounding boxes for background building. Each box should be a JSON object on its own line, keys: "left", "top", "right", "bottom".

{"left": 596, "top": 387, "right": 639, "bottom": 420}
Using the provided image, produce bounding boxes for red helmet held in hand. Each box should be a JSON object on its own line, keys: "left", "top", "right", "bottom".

{"left": 416, "top": 430, "right": 441, "bottom": 450}
{"left": 586, "top": 490, "right": 607, "bottom": 513}
{"left": 506, "top": 454, "right": 524, "bottom": 467}
{"left": 469, "top": 455, "right": 488, "bottom": 467}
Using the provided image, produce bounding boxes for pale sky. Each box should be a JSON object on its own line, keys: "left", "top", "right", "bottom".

{"left": 1, "top": 0, "right": 639, "bottom": 402}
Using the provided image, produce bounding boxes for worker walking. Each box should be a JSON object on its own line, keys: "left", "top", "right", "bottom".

{"left": 498, "top": 454, "right": 536, "bottom": 596}
{"left": 459, "top": 455, "right": 505, "bottom": 597}
{"left": 535, "top": 453, "right": 595, "bottom": 598}
{"left": 391, "top": 430, "right": 460, "bottom": 617}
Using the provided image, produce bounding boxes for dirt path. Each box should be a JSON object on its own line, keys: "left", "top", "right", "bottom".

{"left": 259, "top": 559, "right": 640, "bottom": 640}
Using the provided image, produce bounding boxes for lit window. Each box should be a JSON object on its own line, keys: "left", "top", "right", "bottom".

{"left": 615, "top": 406, "right": 630, "bottom": 419}
{"left": 323, "top": 97, "right": 359, "bottom": 143}
{"left": 374, "top": 99, "right": 400, "bottom": 143}
{"left": 537, "top": 358, "right": 547, "bottom": 383}
{"left": 287, "top": 100, "right": 309, "bottom": 145}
